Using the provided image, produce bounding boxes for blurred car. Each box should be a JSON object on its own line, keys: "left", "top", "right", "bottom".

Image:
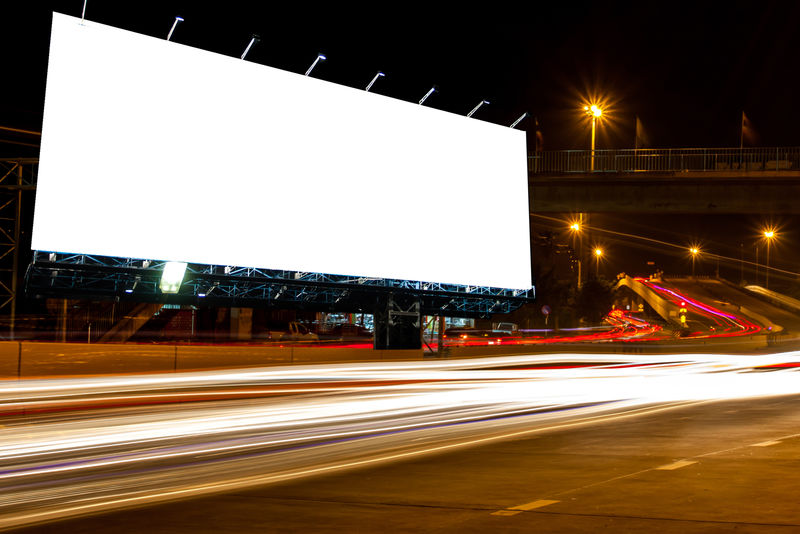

{"left": 443, "top": 327, "right": 513, "bottom": 345}
{"left": 266, "top": 321, "right": 319, "bottom": 342}
{"left": 327, "top": 323, "right": 373, "bottom": 341}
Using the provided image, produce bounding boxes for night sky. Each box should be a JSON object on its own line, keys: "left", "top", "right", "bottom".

{"left": 5, "top": 1, "right": 800, "bottom": 148}
{"left": 2, "top": 1, "right": 799, "bottom": 288}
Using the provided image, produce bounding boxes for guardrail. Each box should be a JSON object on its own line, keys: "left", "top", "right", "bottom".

{"left": 528, "top": 147, "right": 800, "bottom": 174}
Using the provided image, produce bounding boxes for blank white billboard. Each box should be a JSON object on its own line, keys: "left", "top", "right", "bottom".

{"left": 34, "top": 13, "right": 531, "bottom": 289}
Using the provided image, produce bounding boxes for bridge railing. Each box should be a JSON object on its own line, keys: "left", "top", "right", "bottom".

{"left": 528, "top": 147, "right": 800, "bottom": 174}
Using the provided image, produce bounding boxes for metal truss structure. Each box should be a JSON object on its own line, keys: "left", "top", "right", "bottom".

{"left": 26, "top": 252, "right": 534, "bottom": 318}
{"left": 0, "top": 159, "right": 37, "bottom": 333}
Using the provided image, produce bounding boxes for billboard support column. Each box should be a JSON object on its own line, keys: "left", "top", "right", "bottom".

{"left": 59, "top": 299, "right": 68, "bottom": 342}
{"left": 374, "top": 293, "right": 421, "bottom": 350}
{"left": 437, "top": 315, "right": 445, "bottom": 354}
{"left": 9, "top": 164, "right": 21, "bottom": 339}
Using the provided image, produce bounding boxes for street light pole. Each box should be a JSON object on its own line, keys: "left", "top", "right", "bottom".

{"left": 755, "top": 245, "right": 759, "bottom": 286}
{"left": 569, "top": 220, "right": 582, "bottom": 289}
{"left": 584, "top": 104, "right": 603, "bottom": 172}
{"left": 766, "top": 239, "right": 770, "bottom": 289}
{"left": 690, "top": 247, "right": 699, "bottom": 277}
{"left": 591, "top": 115, "right": 597, "bottom": 171}
{"left": 594, "top": 247, "right": 603, "bottom": 277}
{"left": 764, "top": 230, "right": 775, "bottom": 289}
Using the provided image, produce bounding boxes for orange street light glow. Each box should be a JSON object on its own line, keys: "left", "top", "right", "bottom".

{"left": 583, "top": 104, "right": 603, "bottom": 118}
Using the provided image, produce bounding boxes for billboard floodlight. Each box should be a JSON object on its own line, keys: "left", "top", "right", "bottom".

{"left": 160, "top": 261, "right": 188, "bottom": 294}
{"left": 419, "top": 86, "right": 438, "bottom": 105}
{"left": 241, "top": 34, "right": 260, "bottom": 60}
{"left": 365, "top": 71, "right": 385, "bottom": 92}
{"left": 510, "top": 112, "right": 529, "bottom": 129}
{"left": 167, "top": 16, "right": 184, "bottom": 41}
{"left": 124, "top": 276, "right": 140, "bottom": 294}
{"left": 305, "top": 53, "right": 326, "bottom": 76}
{"left": 467, "top": 100, "right": 489, "bottom": 118}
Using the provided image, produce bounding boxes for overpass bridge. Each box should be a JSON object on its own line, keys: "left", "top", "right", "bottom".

{"left": 530, "top": 147, "right": 800, "bottom": 213}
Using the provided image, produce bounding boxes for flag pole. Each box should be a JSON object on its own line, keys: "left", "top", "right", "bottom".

{"left": 634, "top": 115, "right": 639, "bottom": 171}
{"left": 740, "top": 111, "right": 744, "bottom": 150}
{"left": 739, "top": 110, "right": 745, "bottom": 169}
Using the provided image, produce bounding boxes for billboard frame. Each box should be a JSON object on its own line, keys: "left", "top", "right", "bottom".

{"left": 26, "top": 252, "right": 534, "bottom": 318}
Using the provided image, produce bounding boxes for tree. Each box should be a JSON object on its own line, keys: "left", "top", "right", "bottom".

{"left": 574, "top": 277, "right": 615, "bottom": 324}
{"left": 530, "top": 263, "right": 573, "bottom": 328}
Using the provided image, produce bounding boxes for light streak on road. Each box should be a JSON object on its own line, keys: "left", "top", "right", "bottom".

{"left": 2, "top": 351, "right": 800, "bottom": 530}
{"left": 444, "top": 310, "right": 663, "bottom": 347}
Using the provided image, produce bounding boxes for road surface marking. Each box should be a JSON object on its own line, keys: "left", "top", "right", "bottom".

{"left": 511, "top": 499, "right": 560, "bottom": 511}
{"left": 492, "top": 499, "right": 559, "bottom": 516}
{"left": 752, "top": 440, "right": 781, "bottom": 447}
{"left": 656, "top": 459, "right": 697, "bottom": 470}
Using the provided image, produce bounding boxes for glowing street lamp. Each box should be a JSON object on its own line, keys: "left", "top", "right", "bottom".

{"left": 467, "top": 100, "right": 490, "bottom": 118}
{"left": 365, "top": 71, "right": 385, "bottom": 92}
{"left": 167, "top": 16, "right": 184, "bottom": 41}
{"left": 305, "top": 53, "right": 326, "bottom": 76}
{"left": 690, "top": 247, "right": 700, "bottom": 277}
{"left": 569, "top": 219, "right": 583, "bottom": 288}
{"left": 241, "top": 34, "right": 260, "bottom": 60}
{"left": 594, "top": 247, "right": 603, "bottom": 276}
{"left": 763, "top": 229, "right": 776, "bottom": 289}
{"left": 583, "top": 103, "right": 603, "bottom": 171}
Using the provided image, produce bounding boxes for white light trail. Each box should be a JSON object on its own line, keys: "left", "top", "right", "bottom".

{"left": 1, "top": 351, "right": 800, "bottom": 529}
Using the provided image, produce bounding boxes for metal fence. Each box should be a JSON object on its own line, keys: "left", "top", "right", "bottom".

{"left": 528, "top": 147, "right": 800, "bottom": 174}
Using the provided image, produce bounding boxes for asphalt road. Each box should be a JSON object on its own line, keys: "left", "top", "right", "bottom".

{"left": 10, "top": 392, "right": 800, "bottom": 533}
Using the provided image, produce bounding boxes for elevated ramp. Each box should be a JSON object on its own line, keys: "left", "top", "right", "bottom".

{"left": 616, "top": 276, "right": 678, "bottom": 324}
{"left": 616, "top": 276, "right": 791, "bottom": 336}
{"left": 744, "top": 285, "right": 800, "bottom": 314}
{"left": 663, "top": 278, "right": 793, "bottom": 334}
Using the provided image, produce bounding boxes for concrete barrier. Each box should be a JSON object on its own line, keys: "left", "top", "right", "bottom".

{"left": 378, "top": 349, "right": 423, "bottom": 361}
{"left": 18, "top": 342, "right": 175, "bottom": 377}
{"left": 176, "top": 345, "right": 292, "bottom": 371}
{"left": 0, "top": 342, "right": 20, "bottom": 378}
{"left": 292, "top": 347, "right": 379, "bottom": 363}
{"left": 444, "top": 343, "right": 583, "bottom": 359}
{"left": 0, "top": 342, "right": 424, "bottom": 379}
